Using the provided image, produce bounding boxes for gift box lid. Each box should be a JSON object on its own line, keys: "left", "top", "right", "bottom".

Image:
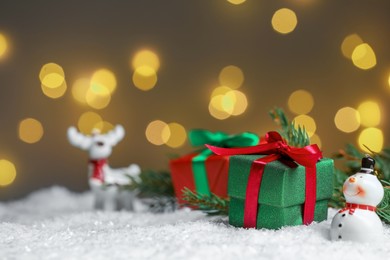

{"left": 228, "top": 155, "right": 334, "bottom": 208}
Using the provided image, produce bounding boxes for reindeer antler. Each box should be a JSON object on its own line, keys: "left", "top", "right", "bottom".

{"left": 106, "top": 125, "right": 125, "bottom": 146}
{"left": 67, "top": 126, "right": 93, "bottom": 150}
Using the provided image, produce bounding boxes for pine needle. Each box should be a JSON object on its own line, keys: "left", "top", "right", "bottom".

{"left": 377, "top": 187, "right": 390, "bottom": 224}
{"left": 182, "top": 188, "right": 229, "bottom": 216}
{"left": 269, "top": 107, "right": 310, "bottom": 147}
{"left": 121, "top": 170, "right": 177, "bottom": 213}
{"left": 328, "top": 169, "right": 348, "bottom": 209}
{"left": 125, "top": 169, "right": 175, "bottom": 198}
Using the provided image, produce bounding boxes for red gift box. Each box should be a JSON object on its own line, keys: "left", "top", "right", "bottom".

{"left": 169, "top": 152, "right": 229, "bottom": 204}
{"left": 169, "top": 129, "right": 259, "bottom": 204}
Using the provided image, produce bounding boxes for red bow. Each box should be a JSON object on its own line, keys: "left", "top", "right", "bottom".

{"left": 89, "top": 159, "right": 107, "bottom": 182}
{"left": 206, "top": 131, "right": 323, "bottom": 228}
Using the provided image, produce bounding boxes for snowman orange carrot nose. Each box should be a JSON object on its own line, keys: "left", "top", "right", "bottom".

{"left": 349, "top": 177, "right": 356, "bottom": 183}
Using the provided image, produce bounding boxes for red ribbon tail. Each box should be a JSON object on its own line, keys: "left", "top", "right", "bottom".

{"left": 243, "top": 162, "right": 265, "bottom": 228}
{"left": 303, "top": 166, "right": 317, "bottom": 225}
{"left": 243, "top": 154, "right": 280, "bottom": 228}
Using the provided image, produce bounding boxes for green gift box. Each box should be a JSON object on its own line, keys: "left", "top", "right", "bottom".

{"left": 228, "top": 155, "right": 334, "bottom": 229}
{"left": 206, "top": 131, "right": 334, "bottom": 230}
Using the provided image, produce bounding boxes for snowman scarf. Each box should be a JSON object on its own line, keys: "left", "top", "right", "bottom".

{"left": 339, "top": 203, "right": 376, "bottom": 215}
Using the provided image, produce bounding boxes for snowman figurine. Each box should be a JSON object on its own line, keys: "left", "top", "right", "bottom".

{"left": 330, "top": 155, "right": 384, "bottom": 242}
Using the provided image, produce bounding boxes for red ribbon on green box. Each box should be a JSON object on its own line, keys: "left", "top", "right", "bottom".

{"left": 189, "top": 129, "right": 259, "bottom": 196}
{"left": 206, "top": 131, "right": 323, "bottom": 228}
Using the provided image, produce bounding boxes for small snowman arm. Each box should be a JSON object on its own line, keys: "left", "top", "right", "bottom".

{"left": 106, "top": 125, "right": 125, "bottom": 146}
{"left": 67, "top": 126, "right": 92, "bottom": 150}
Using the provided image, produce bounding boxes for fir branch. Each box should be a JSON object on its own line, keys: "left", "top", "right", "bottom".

{"left": 328, "top": 169, "right": 348, "bottom": 209}
{"left": 377, "top": 186, "right": 390, "bottom": 224}
{"left": 125, "top": 170, "right": 175, "bottom": 198}
{"left": 122, "top": 170, "right": 177, "bottom": 213}
{"left": 334, "top": 144, "right": 390, "bottom": 182}
{"left": 141, "top": 196, "right": 178, "bottom": 213}
{"left": 269, "top": 107, "right": 310, "bottom": 147}
{"left": 181, "top": 188, "right": 229, "bottom": 216}
{"left": 374, "top": 156, "right": 390, "bottom": 181}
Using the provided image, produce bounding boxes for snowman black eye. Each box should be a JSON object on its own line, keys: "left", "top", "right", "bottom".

{"left": 359, "top": 176, "right": 363, "bottom": 178}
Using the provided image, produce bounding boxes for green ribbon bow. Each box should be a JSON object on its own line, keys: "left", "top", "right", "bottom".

{"left": 189, "top": 129, "right": 259, "bottom": 196}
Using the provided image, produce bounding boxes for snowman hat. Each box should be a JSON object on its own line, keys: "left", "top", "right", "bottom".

{"left": 360, "top": 154, "right": 375, "bottom": 174}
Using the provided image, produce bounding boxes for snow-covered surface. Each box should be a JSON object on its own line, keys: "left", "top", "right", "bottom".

{"left": 1, "top": 187, "right": 390, "bottom": 260}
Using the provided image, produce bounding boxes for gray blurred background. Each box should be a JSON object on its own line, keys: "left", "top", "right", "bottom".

{"left": 0, "top": 0, "right": 389, "bottom": 200}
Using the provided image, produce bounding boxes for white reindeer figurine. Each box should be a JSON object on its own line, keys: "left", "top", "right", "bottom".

{"left": 67, "top": 125, "right": 140, "bottom": 211}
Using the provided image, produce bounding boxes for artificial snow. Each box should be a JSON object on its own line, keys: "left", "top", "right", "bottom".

{"left": 1, "top": 187, "right": 390, "bottom": 260}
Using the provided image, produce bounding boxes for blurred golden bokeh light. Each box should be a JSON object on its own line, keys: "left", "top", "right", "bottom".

{"left": 271, "top": 8, "right": 298, "bottom": 34}
{"left": 39, "top": 63, "right": 65, "bottom": 88}
{"left": 78, "top": 111, "right": 103, "bottom": 134}
{"left": 41, "top": 73, "right": 65, "bottom": 89}
{"left": 219, "top": 65, "right": 244, "bottom": 89}
{"left": 72, "top": 70, "right": 116, "bottom": 108}
{"left": 388, "top": 74, "right": 390, "bottom": 88}
{"left": 352, "top": 43, "right": 377, "bottom": 70}
{"left": 221, "top": 91, "right": 236, "bottom": 114}
{"left": 131, "top": 49, "right": 160, "bottom": 91}
{"left": 334, "top": 107, "right": 361, "bottom": 133}
{"left": 211, "top": 86, "right": 232, "bottom": 98}
{"left": 0, "top": 160, "right": 16, "bottom": 186}
{"left": 72, "top": 78, "right": 90, "bottom": 104}
{"left": 293, "top": 115, "right": 316, "bottom": 137}
{"left": 229, "top": 90, "right": 248, "bottom": 116}
{"left": 357, "top": 101, "right": 380, "bottom": 127}
{"left": 19, "top": 118, "right": 44, "bottom": 144}
{"left": 132, "top": 66, "right": 158, "bottom": 91}
{"left": 287, "top": 89, "right": 314, "bottom": 115}
{"left": 145, "top": 120, "right": 170, "bottom": 146}
{"left": 39, "top": 63, "right": 65, "bottom": 80}
{"left": 91, "top": 69, "right": 117, "bottom": 94}
{"left": 134, "top": 66, "right": 156, "bottom": 77}
{"left": 358, "top": 127, "right": 383, "bottom": 153}
{"left": 163, "top": 123, "right": 187, "bottom": 148}
{"left": 227, "top": 0, "right": 246, "bottom": 5}
{"left": 39, "top": 62, "right": 67, "bottom": 98}
{"left": 93, "top": 121, "right": 114, "bottom": 133}
{"left": 209, "top": 98, "right": 231, "bottom": 120}
{"left": 210, "top": 95, "right": 225, "bottom": 112}
{"left": 41, "top": 81, "right": 67, "bottom": 99}
{"left": 132, "top": 50, "right": 160, "bottom": 71}
{"left": 86, "top": 85, "right": 111, "bottom": 109}
{"left": 0, "top": 33, "right": 8, "bottom": 58}
{"left": 341, "top": 34, "right": 363, "bottom": 59}
{"left": 209, "top": 87, "right": 248, "bottom": 119}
